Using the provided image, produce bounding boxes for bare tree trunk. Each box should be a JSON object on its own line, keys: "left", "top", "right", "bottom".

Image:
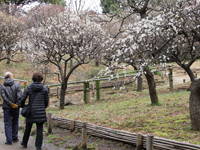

{"left": 181, "top": 65, "right": 196, "bottom": 90}
{"left": 95, "top": 59, "right": 99, "bottom": 67}
{"left": 184, "top": 66, "right": 195, "bottom": 83}
{"left": 189, "top": 79, "right": 200, "bottom": 130}
{"left": 144, "top": 66, "right": 159, "bottom": 104}
{"left": 6, "top": 58, "right": 10, "bottom": 64}
{"left": 6, "top": 49, "right": 11, "bottom": 64}
{"left": 60, "top": 82, "right": 67, "bottom": 109}
{"left": 70, "top": 59, "right": 73, "bottom": 69}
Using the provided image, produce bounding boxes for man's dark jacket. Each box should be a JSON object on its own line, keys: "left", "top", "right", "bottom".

{"left": 20, "top": 82, "right": 49, "bottom": 123}
{"left": 1, "top": 78, "right": 21, "bottom": 110}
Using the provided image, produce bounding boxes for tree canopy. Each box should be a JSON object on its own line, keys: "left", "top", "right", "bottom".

{"left": 0, "top": 0, "right": 66, "bottom": 5}
{"left": 100, "top": 0, "right": 121, "bottom": 15}
{"left": 23, "top": 7, "right": 111, "bottom": 109}
{"left": 0, "top": 11, "right": 25, "bottom": 63}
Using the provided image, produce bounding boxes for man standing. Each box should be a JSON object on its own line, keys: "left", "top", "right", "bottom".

{"left": 1, "top": 72, "right": 21, "bottom": 145}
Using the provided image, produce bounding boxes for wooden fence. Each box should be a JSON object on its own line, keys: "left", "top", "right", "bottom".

{"left": 0, "top": 77, "right": 27, "bottom": 101}
{"left": 0, "top": 77, "right": 27, "bottom": 89}
{"left": 48, "top": 115, "right": 200, "bottom": 150}
{"left": 48, "top": 79, "right": 133, "bottom": 95}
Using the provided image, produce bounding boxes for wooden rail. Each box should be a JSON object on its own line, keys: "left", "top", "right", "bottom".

{"left": 46, "top": 67, "right": 171, "bottom": 88}
{"left": 50, "top": 116, "right": 200, "bottom": 150}
{"left": 48, "top": 79, "right": 134, "bottom": 96}
{"left": 0, "top": 76, "right": 28, "bottom": 89}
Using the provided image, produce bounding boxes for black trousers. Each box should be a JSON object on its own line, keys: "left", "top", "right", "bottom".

{"left": 4, "top": 108, "right": 20, "bottom": 143}
{"left": 22, "top": 122, "right": 44, "bottom": 148}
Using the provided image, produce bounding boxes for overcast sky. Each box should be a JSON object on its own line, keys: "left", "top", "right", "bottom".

{"left": 66, "top": 0, "right": 102, "bottom": 13}
{"left": 22, "top": 0, "right": 102, "bottom": 13}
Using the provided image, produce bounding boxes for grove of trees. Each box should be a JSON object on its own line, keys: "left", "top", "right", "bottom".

{"left": 1, "top": 0, "right": 200, "bottom": 130}
{"left": 100, "top": 0, "right": 200, "bottom": 130}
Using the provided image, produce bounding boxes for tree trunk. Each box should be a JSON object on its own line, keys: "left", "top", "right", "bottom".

{"left": 60, "top": 82, "right": 67, "bottom": 109}
{"left": 144, "top": 66, "right": 159, "bottom": 104}
{"left": 182, "top": 65, "right": 195, "bottom": 90}
{"left": 6, "top": 58, "right": 10, "bottom": 64}
{"left": 70, "top": 59, "right": 73, "bottom": 69}
{"left": 189, "top": 79, "right": 200, "bottom": 130}
{"left": 6, "top": 49, "right": 11, "bottom": 64}
{"left": 184, "top": 66, "right": 195, "bottom": 83}
{"left": 95, "top": 59, "right": 99, "bottom": 67}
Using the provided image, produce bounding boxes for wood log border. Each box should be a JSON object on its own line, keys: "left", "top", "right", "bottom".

{"left": 51, "top": 116, "right": 200, "bottom": 150}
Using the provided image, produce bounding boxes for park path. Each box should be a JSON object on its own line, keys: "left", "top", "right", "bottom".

{"left": 0, "top": 110, "right": 57, "bottom": 150}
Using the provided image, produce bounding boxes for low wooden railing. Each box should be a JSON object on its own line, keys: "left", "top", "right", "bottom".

{"left": 48, "top": 115, "right": 200, "bottom": 150}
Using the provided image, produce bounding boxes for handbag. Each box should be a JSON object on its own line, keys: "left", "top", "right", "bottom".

{"left": 21, "top": 92, "right": 37, "bottom": 117}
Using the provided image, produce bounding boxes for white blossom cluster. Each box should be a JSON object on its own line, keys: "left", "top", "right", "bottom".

{"left": 22, "top": 8, "right": 111, "bottom": 82}
{"left": 99, "top": 0, "right": 200, "bottom": 81}
{"left": 0, "top": 11, "right": 25, "bottom": 62}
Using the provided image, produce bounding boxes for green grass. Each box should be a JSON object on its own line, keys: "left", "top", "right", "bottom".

{"left": 47, "top": 85, "right": 200, "bottom": 145}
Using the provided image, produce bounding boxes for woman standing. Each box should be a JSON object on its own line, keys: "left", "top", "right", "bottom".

{"left": 20, "top": 72, "right": 49, "bottom": 150}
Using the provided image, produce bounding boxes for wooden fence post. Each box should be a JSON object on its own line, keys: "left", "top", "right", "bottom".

{"left": 136, "top": 133, "right": 143, "bottom": 150}
{"left": 91, "top": 83, "right": 95, "bottom": 98}
{"left": 147, "top": 134, "right": 154, "bottom": 150}
{"left": 57, "top": 86, "right": 59, "bottom": 98}
{"left": 86, "top": 88, "right": 90, "bottom": 104}
{"left": 83, "top": 81, "right": 89, "bottom": 103}
{"left": 24, "top": 81, "right": 27, "bottom": 89}
{"left": 82, "top": 122, "right": 87, "bottom": 148}
{"left": 70, "top": 59, "right": 73, "bottom": 69}
{"left": 0, "top": 84, "right": 1, "bottom": 101}
{"left": 47, "top": 86, "right": 50, "bottom": 94}
{"left": 71, "top": 120, "right": 75, "bottom": 132}
{"left": 47, "top": 86, "right": 50, "bottom": 107}
{"left": 47, "top": 113, "right": 52, "bottom": 134}
{"left": 96, "top": 80, "right": 100, "bottom": 100}
{"left": 169, "top": 66, "right": 173, "bottom": 91}
{"left": 169, "top": 66, "right": 173, "bottom": 76}
{"left": 137, "top": 75, "right": 143, "bottom": 91}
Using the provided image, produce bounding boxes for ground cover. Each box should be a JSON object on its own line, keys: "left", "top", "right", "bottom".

{"left": 1, "top": 58, "right": 200, "bottom": 147}
{"left": 47, "top": 82, "right": 200, "bottom": 145}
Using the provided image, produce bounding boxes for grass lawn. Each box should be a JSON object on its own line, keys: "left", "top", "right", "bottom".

{"left": 47, "top": 82, "right": 200, "bottom": 145}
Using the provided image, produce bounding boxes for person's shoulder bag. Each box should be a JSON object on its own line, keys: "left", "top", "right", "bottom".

{"left": 21, "top": 92, "right": 37, "bottom": 117}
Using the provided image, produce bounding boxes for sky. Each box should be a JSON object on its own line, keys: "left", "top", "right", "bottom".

{"left": 84, "top": 0, "right": 102, "bottom": 13}
{"left": 22, "top": 0, "right": 102, "bottom": 13}
{"left": 66, "top": 0, "right": 102, "bottom": 13}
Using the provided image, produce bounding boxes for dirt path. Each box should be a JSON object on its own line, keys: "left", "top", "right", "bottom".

{"left": 0, "top": 110, "right": 60, "bottom": 150}
{"left": 173, "top": 73, "right": 191, "bottom": 85}
{"left": 0, "top": 131, "right": 35, "bottom": 150}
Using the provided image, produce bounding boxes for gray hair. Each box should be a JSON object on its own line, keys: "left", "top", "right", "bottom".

{"left": 4, "top": 72, "right": 13, "bottom": 79}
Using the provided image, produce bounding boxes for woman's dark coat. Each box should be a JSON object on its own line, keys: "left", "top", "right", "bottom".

{"left": 20, "top": 82, "right": 49, "bottom": 123}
